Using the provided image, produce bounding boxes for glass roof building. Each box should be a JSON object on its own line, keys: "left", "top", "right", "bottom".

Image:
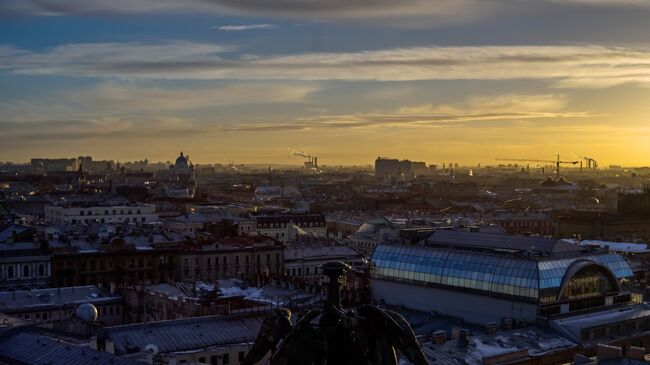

{"left": 369, "top": 230, "right": 635, "bottom": 324}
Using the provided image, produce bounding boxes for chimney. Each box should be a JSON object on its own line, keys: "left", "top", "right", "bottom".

{"left": 433, "top": 330, "right": 446, "bottom": 344}
{"left": 502, "top": 318, "right": 513, "bottom": 330}
{"left": 458, "top": 329, "right": 469, "bottom": 347}
{"left": 628, "top": 347, "right": 646, "bottom": 360}
{"left": 597, "top": 344, "right": 623, "bottom": 361}
{"left": 485, "top": 322, "right": 498, "bottom": 336}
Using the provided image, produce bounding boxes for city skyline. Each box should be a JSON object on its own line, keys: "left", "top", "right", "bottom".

{"left": 2, "top": 1, "right": 650, "bottom": 166}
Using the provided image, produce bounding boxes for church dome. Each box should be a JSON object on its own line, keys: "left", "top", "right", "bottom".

{"left": 175, "top": 152, "right": 189, "bottom": 169}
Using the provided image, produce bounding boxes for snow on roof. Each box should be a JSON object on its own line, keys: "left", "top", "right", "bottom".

{"left": 579, "top": 240, "right": 649, "bottom": 253}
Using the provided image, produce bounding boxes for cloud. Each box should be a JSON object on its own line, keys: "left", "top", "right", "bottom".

{"left": 3, "top": 0, "right": 650, "bottom": 20}
{"left": 0, "top": 0, "right": 503, "bottom": 25}
{"left": 214, "top": 24, "right": 277, "bottom": 31}
{"left": 0, "top": 92, "right": 591, "bottom": 141}
{"left": 66, "top": 82, "right": 317, "bottom": 113}
{"left": 217, "top": 93, "right": 591, "bottom": 132}
{"left": 3, "top": 43, "right": 650, "bottom": 88}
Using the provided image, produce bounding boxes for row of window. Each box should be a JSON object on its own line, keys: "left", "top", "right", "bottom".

{"left": 183, "top": 253, "right": 280, "bottom": 267}
{"left": 77, "top": 209, "right": 143, "bottom": 216}
{"left": 3, "top": 263, "right": 47, "bottom": 279}
{"left": 372, "top": 245, "right": 634, "bottom": 302}
{"left": 70, "top": 217, "right": 147, "bottom": 224}
{"left": 257, "top": 222, "right": 325, "bottom": 228}
{"left": 180, "top": 350, "right": 246, "bottom": 365}
{"left": 286, "top": 266, "right": 320, "bottom": 277}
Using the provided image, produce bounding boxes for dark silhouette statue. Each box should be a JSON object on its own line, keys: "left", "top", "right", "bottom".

{"left": 242, "top": 261, "right": 428, "bottom": 365}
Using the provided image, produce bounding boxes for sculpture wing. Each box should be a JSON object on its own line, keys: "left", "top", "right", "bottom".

{"left": 241, "top": 308, "right": 293, "bottom": 365}
{"left": 270, "top": 308, "right": 323, "bottom": 365}
{"left": 357, "top": 305, "right": 428, "bottom": 365}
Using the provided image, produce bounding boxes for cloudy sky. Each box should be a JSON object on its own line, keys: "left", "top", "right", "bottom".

{"left": 1, "top": 1, "right": 650, "bottom": 166}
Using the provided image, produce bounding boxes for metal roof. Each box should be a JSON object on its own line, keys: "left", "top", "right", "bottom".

{"left": 426, "top": 230, "right": 582, "bottom": 256}
{"left": 100, "top": 314, "right": 263, "bottom": 355}
{"left": 0, "top": 329, "right": 141, "bottom": 365}
{"left": 550, "top": 303, "right": 650, "bottom": 342}
{"left": 0, "top": 286, "right": 120, "bottom": 313}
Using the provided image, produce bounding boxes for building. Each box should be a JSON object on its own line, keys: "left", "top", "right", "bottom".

{"left": 370, "top": 230, "right": 637, "bottom": 327}
{"left": 0, "top": 241, "right": 51, "bottom": 291}
{"left": 375, "top": 157, "right": 412, "bottom": 179}
{"left": 50, "top": 237, "right": 178, "bottom": 288}
{"left": 488, "top": 212, "right": 554, "bottom": 236}
{"left": 178, "top": 236, "right": 283, "bottom": 282}
{"left": 45, "top": 203, "right": 158, "bottom": 225}
{"left": 284, "top": 243, "right": 368, "bottom": 304}
{"left": 0, "top": 285, "right": 123, "bottom": 326}
{"left": 251, "top": 212, "right": 326, "bottom": 243}
{"left": 96, "top": 313, "right": 264, "bottom": 365}
{"left": 30, "top": 158, "right": 77, "bottom": 172}
{"left": 554, "top": 210, "right": 650, "bottom": 242}
{"left": 284, "top": 244, "right": 364, "bottom": 280}
{"left": 346, "top": 217, "right": 397, "bottom": 255}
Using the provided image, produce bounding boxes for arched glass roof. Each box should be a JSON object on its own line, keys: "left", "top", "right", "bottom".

{"left": 371, "top": 245, "right": 633, "bottom": 302}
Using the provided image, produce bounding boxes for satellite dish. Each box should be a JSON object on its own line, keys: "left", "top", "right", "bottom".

{"left": 144, "top": 344, "right": 159, "bottom": 355}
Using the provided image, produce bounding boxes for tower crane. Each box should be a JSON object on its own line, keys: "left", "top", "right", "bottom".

{"left": 496, "top": 154, "right": 580, "bottom": 180}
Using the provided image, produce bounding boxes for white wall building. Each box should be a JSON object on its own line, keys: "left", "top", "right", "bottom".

{"left": 45, "top": 203, "right": 158, "bottom": 225}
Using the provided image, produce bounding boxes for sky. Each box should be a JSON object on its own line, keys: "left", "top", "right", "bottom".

{"left": 1, "top": 1, "right": 650, "bottom": 166}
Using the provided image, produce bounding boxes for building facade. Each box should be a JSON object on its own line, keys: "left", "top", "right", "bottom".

{"left": 252, "top": 213, "right": 326, "bottom": 243}
{"left": 178, "top": 236, "right": 283, "bottom": 282}
{"left": 0, "top": 241, "right": 51, "bottom": 291}
{"left": 0, "top": 285, "right": 123, "bottom": 326}
{"left": 51, "top": 240, "right": 177, "bottom": 288}
{"left": 45, "top": 203, "right": 158, "bottom": 225}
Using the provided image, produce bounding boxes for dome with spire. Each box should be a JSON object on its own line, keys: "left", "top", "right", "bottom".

{"left": 174, "top": 151, "right": 190, "bottom": 170}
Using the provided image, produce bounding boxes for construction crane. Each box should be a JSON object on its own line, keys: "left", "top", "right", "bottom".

{"left": 496, "top": 154, "right": 580, "bottom": 180}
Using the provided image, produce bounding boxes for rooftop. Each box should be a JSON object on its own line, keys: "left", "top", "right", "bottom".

{"left": 284, "top": 244, "right": 362, "bottom": 261}
{"left": 99, "top": 313, "right": 263, "bottom": 356}
{"left": 550, "top": 303, "right": 650, "bottom": 342}
{"left": 0, "top": 329, "right": 141, "bottom": 365}
{"left": 0, "top": 286, "right": 120, "bottom": 313}
{"left": 421, "top": 327, "right": 577, "bottom": 365}
{"left": 426, "top": 230, "right": 584, "bottom": 257}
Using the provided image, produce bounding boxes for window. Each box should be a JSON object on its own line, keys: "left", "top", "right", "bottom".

{"left": 239, "top": 351, "right": 245, "bottom": 362}
{"left": 38, "top": 264, "right": 45, "bottom": 276}
{"left": 210, "top": 355, "right": 218, "bottom": 365}
{"left": 23, "top": 265, "right": 30, "bottom": 277}
{"left": 223, "top": 353, "right": 229, "bottom": 364}
{"left": 199, "top": 357, "right": 205, "bottom": 363}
